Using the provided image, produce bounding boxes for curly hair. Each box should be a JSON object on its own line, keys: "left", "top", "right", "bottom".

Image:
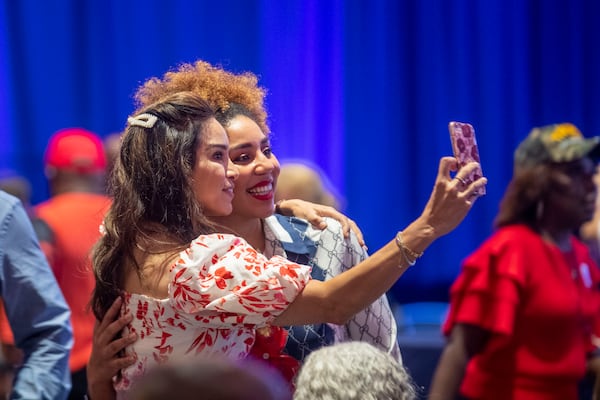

{"left": 134, "top": 60, "right": 269, "bottom": 133}
{"left": 91, "top": 92, "right": 217, "bottom": 320}
{"left": 293, "top": 342, "right": 417, "bottom": 400}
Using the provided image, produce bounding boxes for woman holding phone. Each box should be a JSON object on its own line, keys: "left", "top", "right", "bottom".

{"left": 91, "top": 90, "right": 485, "bottom": 397}
{"left": 430, "top": 123, "right": 600, "bottom": 400}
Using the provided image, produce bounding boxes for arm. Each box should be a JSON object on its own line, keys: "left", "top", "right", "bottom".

{"left": 342, "top": 286, "right": 400, "bottom": 359}
{"left": 429, "top": 324, "right": 490, "bottom": 400}
{"left": 274, "top": 158, "right": 487, "bottom": 326}
{"left": 343, "top": 228, "right": 401, "bottom": 359}
{"left": 312, "top": 218, "right": 401, "bottom": 358}
{"left": 276, "top": 199, "right": 365, "bottom": 247}
{"left": 0, "top": 196, "right": 73, "bottom": 400}
{"left": 87, "top": 297, "right": 137, "bottom": 400}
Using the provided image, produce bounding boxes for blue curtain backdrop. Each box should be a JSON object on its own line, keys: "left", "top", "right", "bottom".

{"left": 2, "top": 0, "right": 599, "bottom": 302}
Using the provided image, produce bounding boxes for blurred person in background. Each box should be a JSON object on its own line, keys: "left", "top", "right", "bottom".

{"left": 293, "top": 341, "right": 416, "bottom": 400}
{"left": 0, "top": 171, "right": 60, "bottom": 397}
{"left": 0, "top": 190, "right": 72, "bottom": 399}
{"left": 0, "top": 171, "right": 31, "bottom": 208}
{"left": 129, "top": 356, "right": 291, "bottom": 400}
{"left": 0, "top": 170, "right": 55, "bottom": 256}
{"left": 430, "top": 123, "right": 600, "bottom": 400}
{"left": 0, "top": 172, "right": 32, "bottom": 396}
{"left": 35, "top": 128, "right": 111, "bottom": 400}
{"left": 275, "top": 160, "right": 342, "bottom": 210}
{"left": 103, "top": 132, "right": 122, "bottom": 191}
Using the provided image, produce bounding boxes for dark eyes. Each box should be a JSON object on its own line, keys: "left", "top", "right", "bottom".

{"left": 212, "top": 151, "right": 226, "bottom": 161}
{"left": 234, "top": 154, "right": 250, "bottom": 162}
{"left": 231, "top": 147, "right": 272, "bottom": 164}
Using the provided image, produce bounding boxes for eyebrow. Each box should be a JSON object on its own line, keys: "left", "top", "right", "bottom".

{"left": 229, "top": 138, "right": 270, "bottom": 151}
{"left": 205, "top": 143, "right": 229, "bottom": 151}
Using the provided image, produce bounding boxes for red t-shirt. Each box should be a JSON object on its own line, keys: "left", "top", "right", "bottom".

{"left": 444, "top": 224, "right": 600, "bottom": 400}
{"left": 35, "top": 192, "right": 111, "bottom": 372}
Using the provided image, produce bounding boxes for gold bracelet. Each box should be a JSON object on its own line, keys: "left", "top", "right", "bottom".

{"left": 395, "top": 231, "right": 423, "bottom": 266}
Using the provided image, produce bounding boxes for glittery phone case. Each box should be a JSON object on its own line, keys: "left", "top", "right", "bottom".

{"left": 448, "top": 121, "right": 485, "bottom": 195}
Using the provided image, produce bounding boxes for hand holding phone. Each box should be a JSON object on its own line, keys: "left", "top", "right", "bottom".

{"left": 448, "top": 121, "right": 485, "bottom": 195}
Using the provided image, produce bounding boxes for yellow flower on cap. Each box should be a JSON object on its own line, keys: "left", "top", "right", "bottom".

{"left": 514, "top": 122, "right": 600, "bottom": 169}
{"left": 549, "top": 123, "right": 582, "bottom": 143}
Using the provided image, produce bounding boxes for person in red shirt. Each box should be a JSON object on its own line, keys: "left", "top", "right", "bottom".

{"left": 35, "top": 128, "right": 111, "bottom": 400}
{"left": 430, "top": 123, "right": 600, "bottom": 400}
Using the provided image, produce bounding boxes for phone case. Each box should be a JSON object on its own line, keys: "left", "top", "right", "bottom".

{"left": 448, "top": 121, "right": 485, "bottom": 195}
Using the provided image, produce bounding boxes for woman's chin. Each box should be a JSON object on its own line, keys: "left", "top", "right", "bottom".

{"left": 205, "top": 207, "right": 233, "bottom": 218}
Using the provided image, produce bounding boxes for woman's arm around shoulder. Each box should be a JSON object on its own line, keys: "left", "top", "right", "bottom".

{"left": 276, "top": 199, "right": 365, "bottom": 247}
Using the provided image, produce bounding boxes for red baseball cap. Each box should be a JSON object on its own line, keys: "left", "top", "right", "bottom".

{"left": 44, "top": 128, "right": 107, "bottom": 174}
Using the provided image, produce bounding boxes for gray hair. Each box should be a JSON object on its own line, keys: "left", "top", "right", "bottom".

{"left": 293, "top": 342, "right": 417, "bottom": 400}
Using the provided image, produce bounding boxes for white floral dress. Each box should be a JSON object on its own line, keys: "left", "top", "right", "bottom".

{"left": 114, "top": 233, "right": 311, "bottom": 397}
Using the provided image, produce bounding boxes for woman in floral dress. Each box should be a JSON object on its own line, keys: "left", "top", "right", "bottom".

{"left": 91, "top": 91, "right": 486, "bottom": 398}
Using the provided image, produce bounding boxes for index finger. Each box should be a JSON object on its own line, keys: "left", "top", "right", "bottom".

{"left": 97, "top": 296, "right": 122, "bottom": 332}
{"left": 439, "top": 156, "right": 459, "bottom": 179}
{"left": 95, "top": 297, "right": 133, "bottom": 347}
{"left": 347, "top": 219, "right": 366, "bottom": 248}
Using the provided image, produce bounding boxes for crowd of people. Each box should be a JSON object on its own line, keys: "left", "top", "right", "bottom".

{"left": 2, "top": 59, "right": 600, "bottom": 400}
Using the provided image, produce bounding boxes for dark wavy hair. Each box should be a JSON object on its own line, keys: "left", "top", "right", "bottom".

{"left": 91, "top": 92, "right": 217, "bottom": 320}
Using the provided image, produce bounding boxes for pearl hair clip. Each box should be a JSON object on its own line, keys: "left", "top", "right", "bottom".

{"left": 127, "top": 113, "right": 158, "bottom": 129}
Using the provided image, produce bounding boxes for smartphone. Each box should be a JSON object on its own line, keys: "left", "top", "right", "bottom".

{"left": 448, "top": 121, "right": 485, "bottom": 195}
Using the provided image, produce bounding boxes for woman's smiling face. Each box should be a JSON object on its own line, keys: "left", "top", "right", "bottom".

{"left": 191, "top": 118, "right": 238, "bottom": 217}
{"left": 225, "top": 115, "right": 280, "bottom": 219}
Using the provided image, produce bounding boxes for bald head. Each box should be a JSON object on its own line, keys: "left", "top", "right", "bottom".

{"left": 275, "top": 163, "right": 339, "bottom": 209}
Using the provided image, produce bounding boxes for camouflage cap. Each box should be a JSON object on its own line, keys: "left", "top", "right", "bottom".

{"left": 514, "top": 123, "right": 600, "bottom": 168}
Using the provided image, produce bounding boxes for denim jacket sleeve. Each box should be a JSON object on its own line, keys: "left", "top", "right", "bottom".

{"left": 0, "top": 191, "right": 73, "bottom": 400}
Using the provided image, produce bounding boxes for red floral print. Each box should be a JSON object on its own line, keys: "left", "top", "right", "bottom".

{"left": 114, "top": 233, "right": 311, "bottom": 397}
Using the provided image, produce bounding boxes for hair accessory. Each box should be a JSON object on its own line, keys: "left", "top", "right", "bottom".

{"left": 127, "top": 113, "right": 158, "bottom": 129}
{"left": 99, "top": 220, "right": 107, "bottom": 236}
{"left": 395, "top": 231, "right": 423, "bottom": 267}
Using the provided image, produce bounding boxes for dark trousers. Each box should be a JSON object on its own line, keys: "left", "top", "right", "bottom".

{"left": 68, "top": 367, "right": 87, "bottom": 400}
